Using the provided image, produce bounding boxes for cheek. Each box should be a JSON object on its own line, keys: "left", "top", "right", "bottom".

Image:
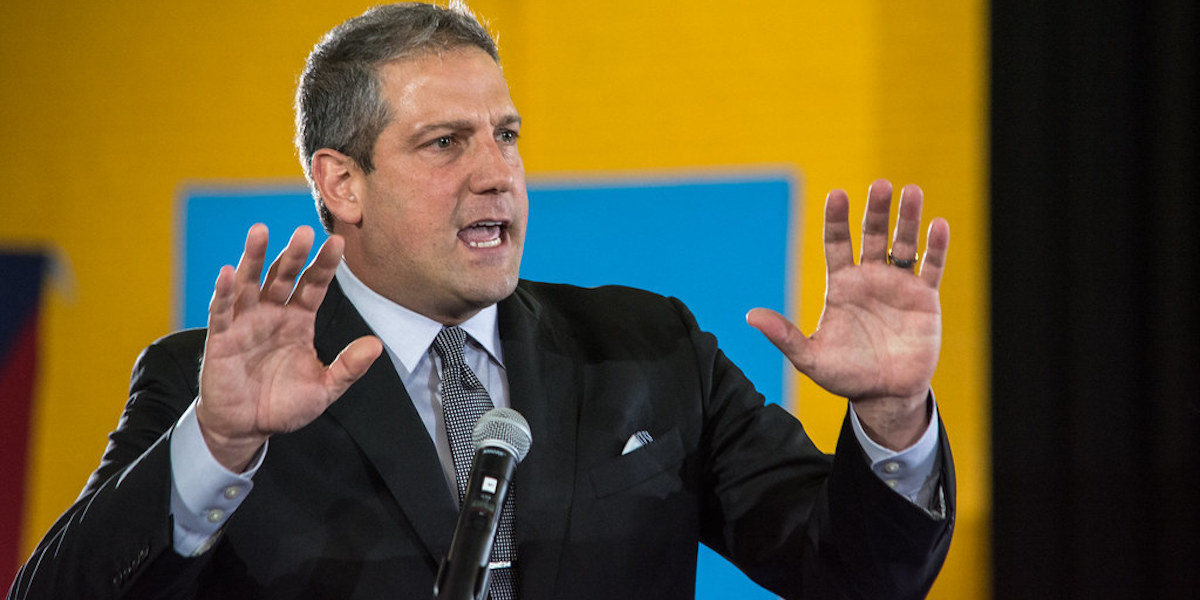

{"left": 396, "top": 175, "right": 461, "bottom": 224}
{"left": 511, "top": 192, "right": 530, "bottom": 234}
{"left": 375, "top": 209, "right": 439, "bottom": 254}
{"left": 365, "top": 182, "right": 449, "bottom": 239}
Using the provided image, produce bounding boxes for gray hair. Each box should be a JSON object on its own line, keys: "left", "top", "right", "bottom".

{"left": 294, "top": 2, "right": 500, "bottom": 231}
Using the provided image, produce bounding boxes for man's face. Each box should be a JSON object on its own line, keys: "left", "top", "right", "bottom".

{"left": 343, "top": 47, "right": 527, "bottom": 324}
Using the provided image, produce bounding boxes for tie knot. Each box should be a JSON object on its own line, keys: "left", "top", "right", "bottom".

{"left": 432, "top": 326, "right": 468, "bottom": 369}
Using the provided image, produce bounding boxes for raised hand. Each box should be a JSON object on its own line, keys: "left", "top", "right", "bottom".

{"left": 747, "top": 180, "right": 949, "bottom": 449}
{"left": 196, "top": 224, "right": 383, "bottom": 471}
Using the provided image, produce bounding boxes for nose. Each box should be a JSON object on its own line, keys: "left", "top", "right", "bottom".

{"left": 468, "top": 136, "right": 519, "bottom": 195}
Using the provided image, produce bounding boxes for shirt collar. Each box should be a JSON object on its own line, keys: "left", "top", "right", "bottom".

{"left": 334, "top": 261, "right": 504, "bottom": 372}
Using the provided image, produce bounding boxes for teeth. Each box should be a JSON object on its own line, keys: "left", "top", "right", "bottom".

{"left": 462, "top": 221, "right": 504, "bottom": 249}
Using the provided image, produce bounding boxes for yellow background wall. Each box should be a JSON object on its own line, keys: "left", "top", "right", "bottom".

{"left": 0, "top": 1, "right": 988, "bottom": 597}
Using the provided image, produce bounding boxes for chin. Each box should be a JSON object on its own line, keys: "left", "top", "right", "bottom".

{"left": 461, "top": 272, "right": 520, "bottom": 308}
{"left": 486, "top": 274, "right": 521, "bottom": 303}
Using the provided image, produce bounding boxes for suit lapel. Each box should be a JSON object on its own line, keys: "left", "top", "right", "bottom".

{"left": 312, "top": 280, "right": 459, "bottom": 565}
{"left": 499, "top": 285, "right": 580, "bottom": 598}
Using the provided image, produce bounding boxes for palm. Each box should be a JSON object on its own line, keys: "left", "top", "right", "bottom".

{"left": 196, "top": 225, "right": 381, "bottom": 470}
{"left": 749, "top": 180, "right": 949, "bottom": 407}
{"left": 801, "top": 262, "right": 941, "bottom": 399}
{"left": 201, "top": 299, "right": 337, "bottom": 436}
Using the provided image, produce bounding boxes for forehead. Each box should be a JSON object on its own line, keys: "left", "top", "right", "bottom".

{"left": 377, "top": 48, "right": 515, "bottom": 121}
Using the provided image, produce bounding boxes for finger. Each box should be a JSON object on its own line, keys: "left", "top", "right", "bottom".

{"left": 323, "top": 335, "right": 384, "bottom": 399}
{"left": 860, "top": 179, "right": 893, "bottom": 264}
{"left": 918, "top": 217, "right": 950, "bottom": 289}
{"left": 233, "top": 224, "right": 270, "bottom": 314}
{"left": 889, "top": 184, "right": 924, "bottom": 267}
{"left": 290, "top": 234, "right": 345, "bottom": 312}
{"left": 261, "top": 226, "right": 316, "bottom": 304}
{"left": 823, "top": 189, "right": 855, "bottom": 273}
{"left": 746, "top": 308, "right": 816, "bottom": 374}
{"left": 207, "top": 265, "right": 237, "bottom": 334}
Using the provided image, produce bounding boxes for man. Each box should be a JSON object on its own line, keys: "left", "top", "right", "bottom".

{"left": 9, "top": 3, "right": 953, "bottom": 599}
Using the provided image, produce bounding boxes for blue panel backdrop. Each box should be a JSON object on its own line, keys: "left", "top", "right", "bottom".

{"left": 180, "top": 173, "right": 796, "bottom": 599}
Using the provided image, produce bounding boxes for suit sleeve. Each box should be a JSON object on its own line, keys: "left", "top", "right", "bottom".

{"left": 8, "top": 331, "right": 214, "bottom": 600}
{"left": 677, "top": 298, "right": 955, "bottom": 600}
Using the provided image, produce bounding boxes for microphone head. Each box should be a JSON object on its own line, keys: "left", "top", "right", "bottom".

{"left": 472, "top": 407, "right": 532, "bottom": 463}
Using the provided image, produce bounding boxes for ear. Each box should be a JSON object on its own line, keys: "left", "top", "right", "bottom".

{"left": 311, "top": 148, "right": 364, "bottom": 227}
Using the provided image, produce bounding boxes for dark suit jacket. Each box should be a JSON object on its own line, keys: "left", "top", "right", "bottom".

{"left": 9, "top": 280, "right": 954, "bottom": 600}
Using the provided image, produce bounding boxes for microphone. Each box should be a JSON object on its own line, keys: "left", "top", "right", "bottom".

{"left": 434, "top": 407, "right": 532, "bottom": 600}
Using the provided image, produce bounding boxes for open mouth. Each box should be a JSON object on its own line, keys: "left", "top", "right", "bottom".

{"left": 459, "top": 220, "right": 506, "bottom": 249}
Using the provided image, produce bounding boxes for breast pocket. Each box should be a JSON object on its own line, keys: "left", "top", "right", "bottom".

{"left": 588, "top": 427, "right": 685, "bottom": 498}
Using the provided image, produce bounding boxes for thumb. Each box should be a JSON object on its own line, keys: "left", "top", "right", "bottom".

{"left": 323, "top": 335, "right": 384, "bottom": 398}
{"left": 746, "top": 308, "right": 815, "bottom": 373}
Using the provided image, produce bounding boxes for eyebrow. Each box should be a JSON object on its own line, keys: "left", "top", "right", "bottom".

{"left": 406, "top": 113, "right": 522, "bottom": 146}
{"left": 496, "top": 114, "right": 522, "bottom": 129}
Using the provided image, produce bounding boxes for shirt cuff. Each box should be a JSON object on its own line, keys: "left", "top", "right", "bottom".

{"left": 849, "top": 392, "right": 941, "bottom": 508}
{"left": 168, "top": 400, "right": 266, "bottom": 556}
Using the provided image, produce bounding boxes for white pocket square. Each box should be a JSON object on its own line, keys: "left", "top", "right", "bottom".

{"left": 621, "top": 430, "right": 654, "bottom": 455}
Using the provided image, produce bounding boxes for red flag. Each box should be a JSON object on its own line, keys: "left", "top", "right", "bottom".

{"left": 0, "top": 253, "right": 48, "bottom": 574}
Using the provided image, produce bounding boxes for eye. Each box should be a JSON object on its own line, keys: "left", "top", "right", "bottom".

{"left": 497, "top": 129, "right": 519, "bottom": 144}
{"left": 433, "top": 135, "right": 454, "bottom": 149}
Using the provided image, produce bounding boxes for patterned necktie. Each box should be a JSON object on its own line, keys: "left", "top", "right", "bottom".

{"left": 432, "top": 326, "right": 518, "bottom": 600}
